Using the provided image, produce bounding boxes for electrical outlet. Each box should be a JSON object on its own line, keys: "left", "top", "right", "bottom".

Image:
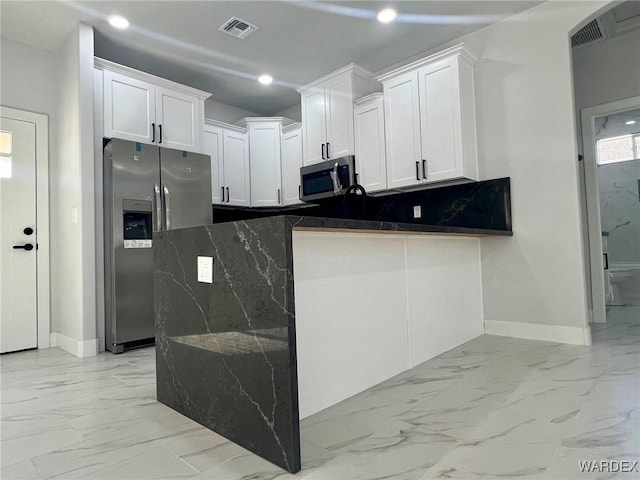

{"left": 197, "top": 256, "right": 213, "bottom": 283}
{"left": 413, "top": 205, "right": 422, "bottom": 218}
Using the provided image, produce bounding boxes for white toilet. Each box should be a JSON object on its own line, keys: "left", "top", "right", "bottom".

{"left": 608, "top": 266, "right": 637, "bottom": 306}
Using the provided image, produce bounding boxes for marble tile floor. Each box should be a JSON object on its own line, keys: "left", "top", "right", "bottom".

{"left": 2, "top": 306, "right": 638, "bottom": 480}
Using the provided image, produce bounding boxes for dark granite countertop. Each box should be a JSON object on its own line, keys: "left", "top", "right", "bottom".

{"left": 281, "top": 215, "right": 512, "bottom": 236}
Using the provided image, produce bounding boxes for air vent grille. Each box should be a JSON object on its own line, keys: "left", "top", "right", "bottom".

{"left": 571, "top": 19, "right": 605, "bottom": 48}
{"left": 219, "top": 16, "right": 258, "bottom": 40}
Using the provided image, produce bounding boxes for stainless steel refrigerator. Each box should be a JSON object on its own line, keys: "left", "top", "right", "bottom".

{"left": 104, "top": 138, "right": 212, "bottom": 353}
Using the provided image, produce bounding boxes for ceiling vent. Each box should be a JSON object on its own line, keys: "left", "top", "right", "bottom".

{"left": 219, "top": 16, "right": 258, "bottom": 40}
{"left": 571, "top": 19, "right": 607, "bottom": 48}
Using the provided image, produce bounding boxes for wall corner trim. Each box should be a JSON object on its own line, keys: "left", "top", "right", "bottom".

{"left": 483, "top": 319, "right": 592, "bottom": 346}
{"left": 50, "top": 333, "right": 99, "bottom": 358}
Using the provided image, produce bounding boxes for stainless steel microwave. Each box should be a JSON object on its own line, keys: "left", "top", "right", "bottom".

{"left": 300, "top": 156, "right": 356, "bottom": 202}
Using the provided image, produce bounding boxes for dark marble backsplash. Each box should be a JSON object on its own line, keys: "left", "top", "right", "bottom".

{"left": 213, "top": 178, "right": 511, "bottom": 231}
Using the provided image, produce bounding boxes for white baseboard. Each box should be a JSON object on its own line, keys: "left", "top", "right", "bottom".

{"left": 484, "top": 319, "right": 592, "bottom": 346}
{"left": 50, "top": 333, "right": 99, "bottom": 358}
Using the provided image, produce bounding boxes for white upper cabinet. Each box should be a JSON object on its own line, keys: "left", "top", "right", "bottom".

{"left": 298, "top": 64, "right": 374, "bottom": 166}
{"left": 244, "top": 118, "right": 283, "bottom": 207}
{"left": 281, "top": 124, "right": 303, "bottom": 206}
{"left": 222, "top": 128, "right": 251, "bottom": 207}
{"left": 98, "top": 58, "right": 209, "bottom": 153}
{"left": 377, "top": 44, "right": 479, "bottom": 188}
{"left": 203, "top": 121, "right": 250, "bottom": 206}
{"left": 354, "top": 94, "right": 387, "bottom": 193}
{"left": 203, "top": 123, "right": 224, "bottom": 204}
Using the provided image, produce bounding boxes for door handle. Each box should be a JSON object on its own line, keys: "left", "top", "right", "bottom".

{"left": 13, "top": 243, "right": 34, "bottom": 251}
{"left": 226, "top": 187, "right": 230, "bottom": 203}
{"left": 422, "top": 159, "right": 427, "bottom": 179}
{"left": 603, "top": 253, "right": 609, "bottom": 270}
{"left": 152, "top": 123, "right": 156, "bottom": 143}
{"left": 163, "top": 184, "right": 171, "bottom": 230}
{"left": 153, "top": 184, "right": 162, "bottom": 231}
{"left": 159, "top": 124, "right": 163, "bottom": 144}
{"left": 321, "top": 143, "right": 325, "bottom": 160}
{"left": 299, "top": 185, "right": 302, "bottom": 201}
{"left": 415, "top": 161, "right": 420, "bottom": 181}
{"left": 221, "top": 186, "right": 225, "bottom": 203}
{"left": 277, "top": 188, "right": 281, "bottom": 204}
{"left": 326, "top": 142, "right": 330, "bottom": 158}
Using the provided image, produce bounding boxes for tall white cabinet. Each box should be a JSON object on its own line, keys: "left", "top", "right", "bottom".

{"left": 353, "top": 94, "right": 387, "bottom": 193}
{"left": 98, "top": 59, "right": 209, "bottom": 153}
{"left": 281, "top": 124, "right": 303, "bottom": 206}
{"left": 203, "top": 120, "right": 250, "bottom": 207}
{"left": 298, "top": 64, "right": 374, "bottom": 165}
{"left": 244, "top": 118, "right": 283, "bottom": 207}
{"left": 377, "top": 44, "right": 479, "bottom": 188}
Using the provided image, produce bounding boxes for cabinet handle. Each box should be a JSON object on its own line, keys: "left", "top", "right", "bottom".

{"left": 226, "top": 187, "right": 230, "bottom": 203}
{"left": 221, "top": 186, "right": 224, "bottom": 203}
{"left": 277, "top": 188, "right": 281, "bottom": 203}
{"left": 415, "top": 161, "right": 420, "bottom": 181}
{"left": 326, "top": 142, "right": 330, "bottom": 158}
{"left": 604, "top": 253, "right": 609, "bottom": 270}
{"left": 422, "top": 159, "right": 427, "bottom": 179}
{"left": 159, "top": 124, "right": 163, "bottom": 144}
{"left": 321, "top": 143, "right": 325, "bottom": 160}
{"left": 299, "top": 185, "right": 302, "bottom": 200}
{"left": 152, "top": 123, "right": 156, "bottom": 143}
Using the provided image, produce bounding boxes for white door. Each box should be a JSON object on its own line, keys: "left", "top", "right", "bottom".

{"left": 383, "top": 72, "right": 423, "bottom": 189}
{"left": 301, "top": 88, "right": 327, "bottom": 165}
{"left": 0, "top": 116, "right": 37, "bottom": 353}
{"left": 155, "top": 86, "right": 201, "bottom": 152}
{"left": 204, "top": 125, "right": 224, "bottom": 204}
{"left": 281, "top": 127, "right": 303, "bottom": 206}
{"left": 248, "top": 122, "right": 282, "bottom": 207}
{"left": 354, "top": 97, "right": 387, "bottom": 193}
{"left": 324, "top": 74, "right": 354, "bottom": 160}
{"left": 417, "top": 59, "right": 462, "bottom": 183}
{"left": 103, "top": 70, "right": 156, "bottom": 144}
{"left": 222, "top": 130, "right": 251, "bottom": 207}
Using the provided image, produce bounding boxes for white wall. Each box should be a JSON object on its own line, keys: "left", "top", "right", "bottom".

{"left": 274, "top": 104, "right": 302, "bottom": 122}
{"left": 0, "top": 38, "right": 57, "bottom": 118}
{"left": 50, "top": 24, "right": 98, "bottom": 356}
{"left": 204, "top": 98, "right": 259, "bottom": 124}
{"left": 439, "top": 1, "right": 613, "bottom": 337}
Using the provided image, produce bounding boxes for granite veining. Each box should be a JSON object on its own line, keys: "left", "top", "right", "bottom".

{"left": 154, "top": 217, "right": 300, "bottom": 473}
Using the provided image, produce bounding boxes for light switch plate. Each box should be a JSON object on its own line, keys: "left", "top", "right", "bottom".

{"left": 413, "top": 205, "right": 422, "bottom": 218}
{"left": 197, "top": 256, "right": 213, "bottom": 283}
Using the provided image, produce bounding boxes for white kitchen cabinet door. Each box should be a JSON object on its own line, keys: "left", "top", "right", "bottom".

{"left": 383, "top": 72, "right": 422, "bottom": 189}
{"left": 222, "top": 129, "right": 250, "bottom": 207}
{"left": 406, "top": 236, "right": 483, "bottom": 368}
{"left": 354, "top": 95, "right": 387, "bottom": 193}
{"left": 417, "top": 59, "right": 462, "bottom": 183}
{"left": 248, "top": 122, "right": 282, "bottom": 207}
{"left": 103, "top": 69, "right": 156, "bottom": 144}
{"left": 281, "top": 127, "right": 303, "bottom": 205}
{"left": 203, "top": 124, "right": 224, "bottom": 204}
{"left": 155, "top": 86, "right": 202, "bottom": 153}
{"left": 324, "top": 74, "right": 354, "bottom": 160}
{"left": 301, "top": 89, "right": 327, "bottom": 165}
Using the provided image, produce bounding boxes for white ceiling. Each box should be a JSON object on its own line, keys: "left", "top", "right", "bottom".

{"left": 1, "top": 0, "right": 542, "bottom": 115}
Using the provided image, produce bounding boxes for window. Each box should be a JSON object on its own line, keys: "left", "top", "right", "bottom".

{"left": 0, "top": 130, "right": 12, "bottom": 178}
{"left": 596, "top": 133, "right": 640, "bottom": 165}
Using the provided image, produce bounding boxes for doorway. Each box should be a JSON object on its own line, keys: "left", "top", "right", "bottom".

{"left": 581, "top": 97, "right": 640, "bottom": 325}
{"left": 0, "top": 106, "right": 50, "bottom": 353}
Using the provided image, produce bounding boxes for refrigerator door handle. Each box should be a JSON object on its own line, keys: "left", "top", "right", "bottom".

{"left": 163, "top": 184, "right": 171, "bottom": 230}
{"left": 153, "top": 183, "right": 162, "bottom": 231}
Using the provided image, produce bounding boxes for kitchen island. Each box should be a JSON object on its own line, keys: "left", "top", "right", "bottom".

{"left": 153, "top": 215, "right": 511, "bottom": 473}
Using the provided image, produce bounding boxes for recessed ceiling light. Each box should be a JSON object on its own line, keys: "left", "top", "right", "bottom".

{"left": 258, "top": 74, "right": 273, "bottom": 85}
{"left": 108, "top": 15, "right": 130, "bottom": 30}
{"left": 625, "top": 120, "right": 636, "bottom": 125}
{"left": 377, "top": 8, "right": 397, "bottom": 23}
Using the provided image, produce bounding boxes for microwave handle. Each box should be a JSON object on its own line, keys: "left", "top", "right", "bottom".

{"left": 330, "top": 161, "right": 342, "bottom": 195}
